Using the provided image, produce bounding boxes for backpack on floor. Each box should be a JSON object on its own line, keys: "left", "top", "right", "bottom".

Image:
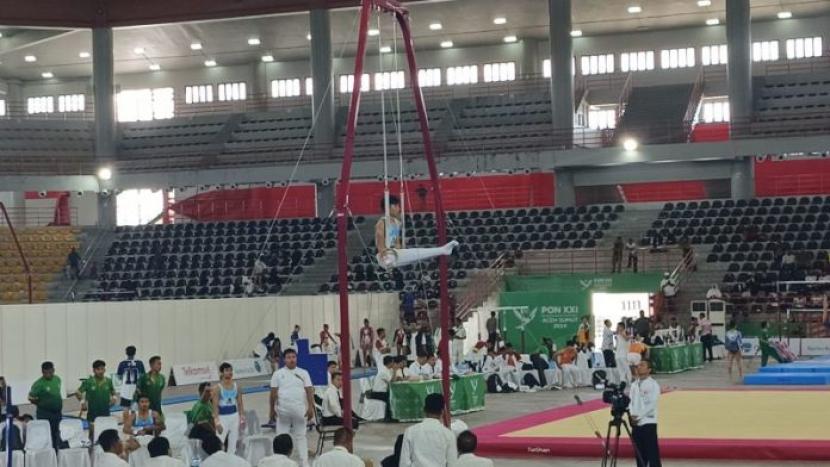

{"left": 522, "top": 373, "right": 540, "bottom": 388}
{"left": 486, "top": 374, "right": 504, "bottom": 393}
{"left": 592, "top": 369, "right": 608, "bottom": 387}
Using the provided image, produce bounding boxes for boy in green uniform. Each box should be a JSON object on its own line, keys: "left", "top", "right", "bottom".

{"left": 188, "top": 382, "right": 221, "bottom": 443}
{"left": 28, "top": 361, "right": 64, "bottom": 449}
{"left": 136, "top": 356, "right": 166, "bottom": 418}
{"left": 76, "top": 360, "right": 117, "bottom": 440}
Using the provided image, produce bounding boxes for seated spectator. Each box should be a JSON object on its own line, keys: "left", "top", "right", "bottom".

{"left": 408, "top": 352, "right": 433, "bottom": 381}
{"left": 498, "top": 344, "right": 523, "bottom": 387}
{"left": 381, "top": 434, "right": 404, "bottom": 467}
{"left": 706, "top": 284, "right": 723, "bottom": 300}
{"left": 456, "top": 430, "right": 494, "bottom": 467}
{"left": 313, "top": 428, "right": 364, "bottom": 467}
{"left": 147, "top": 436, "right": 185, "bottom": 467}
{"left": 628, "top": 337, "right": 649, "bottom": 365}
{"left": 98, "top": 429, "right": 129, "bottom": 467}
{"left": 188, "top": 382, "right": 221, "bottom": 442}
{"left": 322, "top": 372, "right": 359, "bottom": 430}
{"left": 258, "top": 434, "right": 297, "bottom": 467}
{"left": 202, "top": 435, "right": 250, "bottom": 467}
{"left": 556, "top": 341, "right": 580, "bottom": 389}
{"left": 0, "top": 405, "right": 24, "bottom": 451}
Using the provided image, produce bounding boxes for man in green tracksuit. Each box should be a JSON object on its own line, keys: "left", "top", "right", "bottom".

{"left": 28, "top": 361, "right": 63, "bottom": 449}
{"left": 136, "top": 355, "right": 166, "bottom": 419}
{"left": 759, "top": 321, "right": 783, "bottom": 367}
{"left": 76, "top": 359, "right": 117, "bottom": 440}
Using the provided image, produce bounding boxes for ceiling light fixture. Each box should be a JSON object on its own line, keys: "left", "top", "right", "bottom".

{"left": 697, "top": 0, "right": 711, "bottom": 6}
{"left": 429, "top": 22, "right": 442, "bottom": 31}
{"left": 627, "top": 5, "right": 642, "bottom": 14}
{"left": 306, "top": 33, "right": 312, "bottom": 41}
{"left": 623, "top": 138, "right": 639, "bottom": 151}
{"left": 379, "top": 45, "right": 392, "bottom": 53}
{"left": 149, "top": 63, "right": 161, "bottom": 71}
{"left": 41, "top": 71, "right": 53, "bottom": 79}
{"left": 204, "top": 59, "right": 217, "bottom": 67}
{"left": 261, "top": 54, "right": 274, "bottom": 62}
{"left": 440, "top": 40, "right": 453, "bottom": 48}
{"left": 493, "top": 17, "right": 507, "bottom": 25}
{"left": 504, "top": 35, "right": 518, "bottom": 43}
{"left": 133, "top": 47, "right": 145, "bottom": 54}
{"left": 247, "top": 37, "right": 261, "bottom": 46}
{"left": 190, "top": 42, "right": 203, "bottom": 50}
{"left": 706, "top": 18, "right": 720, "bottom": 25}
{"left": 0, "top": 33, "right": 3, "bottom": 38}
{"left": 777, "top": 11, "right": 792, "bottom": 19}
{"left": 24, "top": 55, "right": 36, "bottom": 62}
{"left": 79, "top": 51, "right": 90, "bottom": 58}
{"left": 97, "top": 166, "right": 113, "bottom": 181}
{"left": 368, "top": 28, "right": 380, "bottom": 36}
{"left": 570, "top": 30, "right": 583, "bottom": 37}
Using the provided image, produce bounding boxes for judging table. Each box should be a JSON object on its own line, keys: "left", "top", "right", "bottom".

{"left": 650, "top": 342, "right": 704, "bottom": 374}
{"left": 389, "top": 373, "right": 486, "bottom": 422}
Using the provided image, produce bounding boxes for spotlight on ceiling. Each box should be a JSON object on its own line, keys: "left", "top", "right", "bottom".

{"left": 133, "top": 47, "right": 145, "bottom": 55}
{"left": 261, "top": 55, "right": 274, "bottom": 62}
{"left": 705, "top": 18, "right": 720, "bottom": 26}
{"left": 623, "top": 138, "right": 639, "bottom": 151}
{"left": 570, "top": 30, "right": 583, "bottom": 37}
{"left": 97, "top": 166, "right": 113, "bottom": 181}
{"left": 247, "top": 37, "right": 261, "bottom": 46}
{"left": 429, "top": 22, "right": 443, "bottom": 31}
{"left": 41, "top": 72, "right": 54, "bottom": 79}
{"left": 440, "top": 40, "right": 454, "bottom": 48}
{"left": 627, "top": 5, "right": 642, "bottom": 14}
{"left": 204, "top": 59, "right": 217, "bottom": 67}
{"left": 149, "top": 63, "right": 161, "bottom": 71}
{"left": 24, "top": 55, "right": 36, "bottom": 62}
{"left": 190, "top": 42, "right": 203, "bottom": 50}
{"left": 777, "top": 11, "right": 793, "bottom": 19}
{"left": 368, "top": 28, "right": 380, "bottom": 37}
{"left": 493, "top": 17, "right": 507, "bottom": 25}
{"left": 79, "top": 51, "right": 90, "bottom": 58}
{"left": 697, "top": 0, "right": 711, "bottom": 6}
{"left": 379, "top": 45, "right": 392, "bottom": 53}
{"left": 503, "top": 35, "right": 518, "bottom": 43}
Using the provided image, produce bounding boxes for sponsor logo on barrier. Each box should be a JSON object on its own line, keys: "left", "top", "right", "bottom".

{"left": 172, "top": 361, "right": 219, "bottom": 386}
{"left": 527, "top": 447, "right": 551, "bottom": 454}
{"left": 800, "top": 338, "right": 830, "bottom": 356}
{"left": 224, "top": 358, "right": 273, "bottom": 379}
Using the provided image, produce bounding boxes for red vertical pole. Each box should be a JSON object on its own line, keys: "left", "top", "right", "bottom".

{"left": 336, "top": 0, "right": 373, "bottom": 432}
{"left": 397, "top": 11, "right": 452, "bottom": 426}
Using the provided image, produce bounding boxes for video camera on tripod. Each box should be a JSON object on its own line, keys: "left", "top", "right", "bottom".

{"left": 601, "top": 381, "right": 631, "bottom": 420}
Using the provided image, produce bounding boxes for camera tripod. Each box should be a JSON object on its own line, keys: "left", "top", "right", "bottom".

{"left": 601, "top": 411, "right": 643, "bottom": 467}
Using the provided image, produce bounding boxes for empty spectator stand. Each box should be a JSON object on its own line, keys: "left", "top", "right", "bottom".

{"left": 219, "top": 109, "right": 314, "bottom": 166}
{"left": 320, "top": 205, "right": 623, "bottom": 295}
{"left": 84, "top": 217, "right": 357, "bottom": 301}
{"left": 117, "top": 115, "right": 230, "bottom": 170}
{"left": 748, "top": 72, "right": 830, "bottom": 137}
{"left": 0, "top": 120, "right": 94, "bottom": 174}
{"left": 0, "top": 226, "right": 80, "bottom": 303}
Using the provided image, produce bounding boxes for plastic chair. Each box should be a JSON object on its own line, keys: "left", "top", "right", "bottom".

{"left": 128, "top": 446, "right": 150, "bottom": 467}
{"left": 92, "top": 417, "right": 119, "bottom": 444}
{"left": 57, "top": 448, "right": 91, "bottom": 467}
{"left": 24, "top": 420, "right": 57, "bottom": 467}
{"left": 58, "top": 419, "right": 86, "bottom": 449}
{"left": 314, "top": 405, "right": 338, "bottom": 456}
{"left": 0, "top": 450, "right": 24, "bottom": 467}
{"left": 241, "top": 435, "right": 272, "bottom": 466}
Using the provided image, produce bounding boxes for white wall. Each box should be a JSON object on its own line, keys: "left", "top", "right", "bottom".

{"left": 0, "top": 293, "right": 399, "bottom": 390}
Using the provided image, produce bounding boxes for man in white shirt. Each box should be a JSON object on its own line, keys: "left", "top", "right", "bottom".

{"left": 451, "top": 319, "right": 467, "bottom": 365}
{"left": 369, "top": 356, "right": 398, "bottom": 421}
{"left": 270, "top": 348, "right": 315, "bottom": 467}
{"left": 455, "top": 430, "right": 494, "bottom": 467}
{"left": 258, "top": 434, "right": 298, "bottom": 467}
{"left": 629, "top": 360, "right": 662, "bottom": 467}
{"left": 374, "top": 328, "right": 391, "bottom": 368}
{"left": 147, "top": 437, "right": 185, "bottom": 467}
{"left": 401, "top": 393, "right": 457, "bottom": 467}
{"left": 601, "top": 320, "right": 616, "bottom": 369}
{"left": 408, "top": 352, "right": 433, "bottom": 380}
{"left": 313, "top": 428, "right": 364, "bottom": 467}
{"left": 322, "top": 372, "right": 359, "bottom": 430}
{"left": 97, "top": 429, "right": 129, "bottom": 467}
{"left": 202, "top": 434, "right": 251, "bottom": 467}
{"left": 497, "top": 345, "right": 523, "bottom": 387}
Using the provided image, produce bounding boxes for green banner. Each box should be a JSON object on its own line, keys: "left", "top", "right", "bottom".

{"left": 499, "top": 291, "right": 588, "bottom": 352}
{"left": 389, "top": 374, "right": 486, "bottom": 422}
{"left": 505, "top": 273, "right": 663, "bottom": 293}
{"left": 650, "top": 343, "right": 703, "bottom": 373}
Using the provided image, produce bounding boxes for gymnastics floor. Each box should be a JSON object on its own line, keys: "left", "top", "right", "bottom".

{"left": 474, "top": 389, "right": 830, "bottom": 461}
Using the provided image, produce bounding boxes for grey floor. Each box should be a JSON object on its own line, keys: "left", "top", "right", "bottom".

{"left": 38, "top": 357, "right": 828, "bottom": 466}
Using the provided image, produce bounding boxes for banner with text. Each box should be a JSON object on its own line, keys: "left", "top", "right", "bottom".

{"left": 505, "top": 273, "right": 663, "bottom": 294}
{"left": 171, "top": 361, "right": 220, "bottom": 386}
{"left": 223, "top": 358, "right": 273, "bottom": 379}
{"left": 498, "top": 291, "right": 589, "bottom": 352}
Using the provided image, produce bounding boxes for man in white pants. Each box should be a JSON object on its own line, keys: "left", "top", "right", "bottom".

{"left": 270, "top": 349, "right": 315, "bottom": 467}
{"left": 451, "top": 318, "right": 467, "bottom": 366}
{"left": 375, "top": 195, "right": 459, "bottom": 269}
{"left": 214, "top": 362, "right": 245, "bottom": 456}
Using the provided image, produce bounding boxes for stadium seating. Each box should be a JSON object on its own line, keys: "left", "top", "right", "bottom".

{"left": 751, "top": 72, "right": 830, "bottom": 137}
{"left": 0, "top": 120, "right": 93, "bottom": 156}
{"left": 322, "top": 205, "right": 623, "bottom": 295}
{"left": 84, "top": 217, "right": 357, "bottom": 301}
{"left": 0, "top": 226, "right": 80, "bottom": 303}
{"left": 120, "top": 115, "right": 228, "bottom": 156}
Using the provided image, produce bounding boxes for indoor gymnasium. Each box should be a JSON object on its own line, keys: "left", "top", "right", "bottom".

{"left": 2, "top": 0, "right": 830, "bottom": 466}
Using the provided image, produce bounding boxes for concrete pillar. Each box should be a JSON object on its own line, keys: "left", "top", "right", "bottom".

{"left": 4, "top": 79, "right": 24, "bottom": 118}
{"left": 97, "top": 193, "right": 117, "bottom": 228}
{"left": 92, "top": 27, "right": 116, "bottom": 159}
{"left": 520, "top": 39, "right": 538, "bottom": 77}
{"left": 726, "top": 0, "right": 753, "bottom": 137}
{"left": 554, "top": 169, "right": 576, "bottom": 207}
{"left": 730, "top": 157, "right": 754, "bottom": 200}
{"left": 309, "top": 9, "right": 336, "bottom": 148}
{"left": 317, "top": 182, "right": 335, "bottom": 217}
{"left": 251, "top": 61, "right": 270, "bottom": 111}
{"left": 549, "top": 0, "right": 574, "bottom": 149}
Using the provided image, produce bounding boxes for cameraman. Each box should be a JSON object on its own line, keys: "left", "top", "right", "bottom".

{"left": 629, "top": 360, "right": 661, "bottom": 467}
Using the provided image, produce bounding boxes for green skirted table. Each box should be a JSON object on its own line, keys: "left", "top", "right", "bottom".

{"left": 389, "top": 374, "right": 486, "bottom": 422}
{"left": 650, "top": 343, "right": 704, "bottom": 374}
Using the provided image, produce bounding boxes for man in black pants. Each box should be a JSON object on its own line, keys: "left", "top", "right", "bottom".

{"left": 629, "top": 360, "right": 662, "bottom": 467}
{"left": 699, "top": 313, "right": 715, "bottom": 362}
{"left": 28, "top": 361, "right": 64, "bottom": 450}
{"left": 368, "top": 356, "right": 398, "bottom": 421}
{"left": 601, "top": 320, "right": 617, "bottom": 369}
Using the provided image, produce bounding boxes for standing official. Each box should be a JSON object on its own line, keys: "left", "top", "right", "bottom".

{"left": 270, "top": 349, "right": 314, "bottom": 467}
{"left": 629, "top": 360, "right": 661, "bottom": 467}
{"left": 28, "top": 361, "right": 64, "bottom": 449}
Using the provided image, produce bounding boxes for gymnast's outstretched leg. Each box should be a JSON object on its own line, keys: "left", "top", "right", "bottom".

{"left": 377, "top": 240, "right": 459, "bottom": 269}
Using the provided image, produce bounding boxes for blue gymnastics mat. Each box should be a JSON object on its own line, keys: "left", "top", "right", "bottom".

{"left": 744, "top": 372, "right": 830, "bottom": 385}
{"left": 759, "top": 364, "right": 830, "bottom": 373}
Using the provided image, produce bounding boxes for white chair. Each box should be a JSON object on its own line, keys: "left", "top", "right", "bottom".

{"left": 0, "top": 451, "right": 25, "bottom": 467}
{"left": 128, "top": 446, "right": 150, "bottom": 467}
{"left": 59, "top": 419, "right": 87, "bottom": 449}
{"left": 575, "top": 352, "right": 593, "bottom": 387}
{"left": 188, "top": 439, "right": 206, "bottom": 462}
{"left": 241, "top": 435, "right": 272, "bottom": 466}
{"left": 543, "top": 367, "right": 563, "bottom": 387}
{"left": 57, "top": 448, "right": 91, "bottom": 467}
{"left": 160, "top": 414, "right": 189, "bottom": 464}
{"left": 24, "top": 420, "right": 57, "bottom": 467}
{"left": 356, "top": 378, "right": 385, "bottom": 422}
{"left": 244, "top": 410, "right": 262, "bottom": 436}
{"left": 92, "top": 417, "right": 119, "bottom": 444}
